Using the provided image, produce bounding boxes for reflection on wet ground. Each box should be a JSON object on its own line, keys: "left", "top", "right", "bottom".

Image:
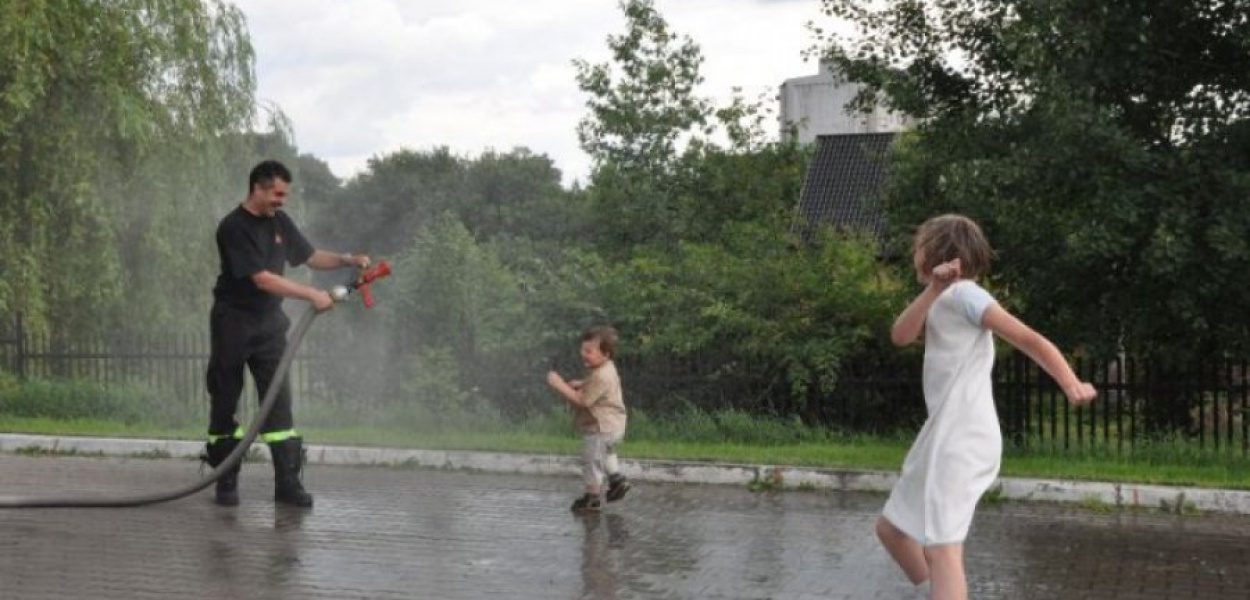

{"left": 0, "top": 454, "right": 1248, "bottom": 599}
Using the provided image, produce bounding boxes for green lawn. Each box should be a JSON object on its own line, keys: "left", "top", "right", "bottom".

{"left": 3, "top": 416, "right": 1248, "bottom": 491}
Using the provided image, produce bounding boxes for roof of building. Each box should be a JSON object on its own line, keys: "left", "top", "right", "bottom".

{"left": 794, "top": 132, "right": 897, "bottom": 246}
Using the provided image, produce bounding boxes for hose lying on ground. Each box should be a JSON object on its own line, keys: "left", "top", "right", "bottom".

{"left": 0, "top": 307, "right": 319, "bottom": 509}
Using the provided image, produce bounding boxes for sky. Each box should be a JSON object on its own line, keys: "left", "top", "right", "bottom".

{"left": 232, "top": 0, "right": 829, "bottom": 187}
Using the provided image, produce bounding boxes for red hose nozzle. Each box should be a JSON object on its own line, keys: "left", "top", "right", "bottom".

{"left": 356, "top": 261, "right": 392, "bottom": 308}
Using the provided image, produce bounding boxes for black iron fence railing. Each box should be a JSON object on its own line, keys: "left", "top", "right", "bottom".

{"left": 2, "top": 313, "right": 1246, "bottom": 455}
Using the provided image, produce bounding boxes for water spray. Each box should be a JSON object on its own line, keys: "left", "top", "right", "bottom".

{"left": 0, "top": 262, "right": 393, "bottom": 509}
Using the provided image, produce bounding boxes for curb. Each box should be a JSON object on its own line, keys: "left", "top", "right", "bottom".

{"left": 2, "top": 433, "right": 1249, "bottom": 515}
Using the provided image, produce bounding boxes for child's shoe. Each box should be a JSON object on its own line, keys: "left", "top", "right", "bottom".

{"left": 605, "top": 473, "right": 632, "bottom": 502}
{"left": 570, "top": 493, "right": 602, "bottom": 513}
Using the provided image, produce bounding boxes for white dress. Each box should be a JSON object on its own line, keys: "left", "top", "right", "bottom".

{"left": 882, "top": 280, "right": 1002, "bottom": 546}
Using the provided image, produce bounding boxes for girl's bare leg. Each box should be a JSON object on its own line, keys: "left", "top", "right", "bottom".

{"left": 875, "top": 517, "right": 930, "bottom": 585}
{"left": 924, "top": 543, "right": 967, "bottom": 600}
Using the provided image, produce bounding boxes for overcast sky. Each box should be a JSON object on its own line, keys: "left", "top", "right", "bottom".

{"left": 232, "top": 0, "right": 828, "bottom": 187}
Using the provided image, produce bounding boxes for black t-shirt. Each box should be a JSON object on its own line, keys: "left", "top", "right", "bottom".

{"left": 212, "top": 206, "right": 314, "bottom": 312}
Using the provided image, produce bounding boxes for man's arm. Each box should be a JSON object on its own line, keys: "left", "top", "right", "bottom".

{"left": 304, "top": 250, "right": 370, "bottom": 271}
{"left": 252, "top": 271, "right": 334, "bottom": 311}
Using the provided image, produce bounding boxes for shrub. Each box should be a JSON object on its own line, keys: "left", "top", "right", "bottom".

{"left": 0, "top": 378, "right": 179, "bottom": 425}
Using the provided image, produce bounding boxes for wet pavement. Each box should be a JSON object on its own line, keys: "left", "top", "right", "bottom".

{"left": 1, "top": 454, "right": 1249, "bottom": 599}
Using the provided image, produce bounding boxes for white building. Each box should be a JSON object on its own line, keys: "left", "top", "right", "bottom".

{"left": 779, "top": 63, "right": 914, "bottom": 144}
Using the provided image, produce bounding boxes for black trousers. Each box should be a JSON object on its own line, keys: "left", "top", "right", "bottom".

{"left": 206, "top": 302, "right": 294, "bottom": 437}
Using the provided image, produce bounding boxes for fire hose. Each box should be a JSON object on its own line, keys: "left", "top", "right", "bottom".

{"left": 0, "top": 262, "right": 392, "bottom": 508}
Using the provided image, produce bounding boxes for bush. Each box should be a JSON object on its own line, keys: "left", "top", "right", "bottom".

{"left": 0, "top": 371, "right": 18, "bottom": 399}
{"left": 0, "top": 378, "right": 181, "bottom": 425}
{"left": 398, "top": 346, "right": 504, "bottom": 430}
{"left": 627, "top": 406, "right": 836, "bottom": 446}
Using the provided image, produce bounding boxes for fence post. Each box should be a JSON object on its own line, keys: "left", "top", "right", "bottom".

{"left": 14, "top": 312, "right": 26, "bottom": 380}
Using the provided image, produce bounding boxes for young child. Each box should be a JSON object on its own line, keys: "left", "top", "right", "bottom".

{"left": 546, "top": 326, "right": 631, "bottom": 513}
{"left": 878, "top": 214, "right": 1097, "bottom": 600}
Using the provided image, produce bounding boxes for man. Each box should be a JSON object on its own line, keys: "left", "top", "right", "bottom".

{"left": 204, "top": 159, "right": 369, "bottom": 507}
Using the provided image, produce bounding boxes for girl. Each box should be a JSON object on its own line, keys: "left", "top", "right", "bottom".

{"left": 878, "top": 214, "right": 1096, "bottom": 600}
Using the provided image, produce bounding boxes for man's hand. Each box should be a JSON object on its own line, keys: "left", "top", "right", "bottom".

{"left": 311, "top": 290, "right": 335, "bottom": 313}
{"left": 342, "top": 253, "right": 372, "bottom": 270}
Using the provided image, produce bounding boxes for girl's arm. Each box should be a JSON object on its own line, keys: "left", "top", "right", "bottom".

{"left": 981, "top": 305, "right": 1097, "bottom": 405}
{"left": 890, "top": 287, "right": 941, "bottom": 346}
{"left": 891, "top": 259, "right": 962, "bottom": 346}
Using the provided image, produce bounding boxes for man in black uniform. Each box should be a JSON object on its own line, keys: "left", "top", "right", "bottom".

{"left": 204, "top": 160, "right": 369, "bottom": 507}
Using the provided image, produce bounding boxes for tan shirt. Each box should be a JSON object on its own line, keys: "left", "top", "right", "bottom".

{"left": 572, "top": 360, "right": 627, "bottom": 435}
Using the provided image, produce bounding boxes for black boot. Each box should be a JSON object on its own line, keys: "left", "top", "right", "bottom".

{"left": 570, "top": 492, "right": 602, "bottom": 513}
{"left": 269, "top": 437, "right": 313, "bottom": 508}
{"left": 203, "top": 438, "right": 242, "bottom": 506}
{"left": 606, "top": 473, "right": 632, "bottom": 502}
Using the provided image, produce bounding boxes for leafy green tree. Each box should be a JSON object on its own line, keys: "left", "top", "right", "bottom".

{"left": 461, "top": 149, "right": 579, "bottom": 242}
{"left": 575, "top": 0, "right": 788, "bottom": 250}
{"left": 0, "top": 0, "right": 255, "bottom": 335}
{"left": 588, "top": 222, "right": 906, "bottom": 423}
{"left": 575, "top": 0, "right": 809, "bottom": 253}
{"left": 666, "top": 142, "right": 809, "bottom": 243}
{"left": 294, "top": 153, "right": 341, "bottom": 212}
{"left": 574, "top": 0, "right": 711, "bottom": 175}
{"left": 394, "top": 214, "right": 527, "bottom": 359}
{"left": 308, "top": 147, "right": 573, "bottom": 258}
{"left": 313, "top": 147, "right": 464, "bottom": 257}
{"left": 390, "top": 214, "right": 538, "bottom": 413}
{"left": 820, "top": 0, "right": 1250, "bottom": 431}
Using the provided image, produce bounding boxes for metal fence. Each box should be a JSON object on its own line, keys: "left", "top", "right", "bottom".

{"left": 0, "top": 313, "right": 340, "bottom": 425}
{"left": 998, "top": 354, "right": 1250, "bottom": 454}
{"left": 2, "top": 313, "right": 1247, "bottom": 454}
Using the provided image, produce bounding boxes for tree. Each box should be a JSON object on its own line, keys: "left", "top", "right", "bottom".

{"left": 461, "top": 149, "right": 577, "bottom": 242}
{"left": 820, "top": 0, "right": 1250, "bottom": 431}
{"left": 574, "top": 0, "right": 711, "bottom": 176}
{"left": 308, "top": 147, "right": 575, "bottom": 257}
{"left": 390, "top": 214, "right": 538, "bottom": 417}
{"left": 575, "top": 0, "right": 779, "bottom": 250}
{"left": 0, "top": 0, "right": 256, "bottom": 335}
{"left": 574, "top": 0, "right": 804, "bottom": 253}
{"left": 310, "top": 147, "right": 465, "bottom": 258}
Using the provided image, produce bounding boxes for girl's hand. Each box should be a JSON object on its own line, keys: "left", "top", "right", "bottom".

{"left": 929, "top": 258, "right": 961, "bottom": 290}
{"left": 1064, "top": 381, "right": 1097, "bottom": 406}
